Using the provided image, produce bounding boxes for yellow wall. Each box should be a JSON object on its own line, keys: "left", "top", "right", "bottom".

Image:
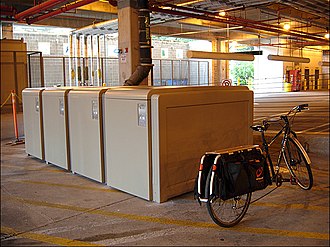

{"left": 1, "top": 39, "right": 28, "bottom": 110}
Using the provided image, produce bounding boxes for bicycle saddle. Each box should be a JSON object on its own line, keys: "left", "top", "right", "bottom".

{"left": 250, "top": 124, "right": 269, "bottom": 132}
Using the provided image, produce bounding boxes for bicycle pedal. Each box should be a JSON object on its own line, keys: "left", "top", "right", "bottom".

{"left": 275, "top": 173, "right": 283, "bottom": 187}
{"left": 290, "top": 176, "right": 297, "bottom": 185}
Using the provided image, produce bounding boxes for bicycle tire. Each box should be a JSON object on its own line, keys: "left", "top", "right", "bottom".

{"left": 284, "top": 137, "right": 313, "bottom": 190}
{"left": 205, "top": 168, "right": 251, "bottom": 227}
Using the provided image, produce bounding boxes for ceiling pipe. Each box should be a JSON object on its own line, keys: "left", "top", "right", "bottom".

{"left": 249, "top": 41, "right": 329, "bottom": 47}
{"left": 124, "top": 0, "right": 153, "bottom": 86}
{"left": 150, "top": 4, "right": 327, "bottom": 43}
{"left": 187, "top": 50, "right": 255, "bottom": 61}
{"left": 162, "top": 25, "right": 243, "bottom": 37}
{"left": 279, "top": 0, "right": 329, "bottom": 20}
{"left": 168, "top": 3, "right": 324, "bottom": 40}
{"left": 15, "top": 0, "right": 66, "bottom": 20}
{"left": 72, "top": 19, "right": 118, "bottom": 35}
{"left": 27, "top": 0, "right": 98, "bottom": 24}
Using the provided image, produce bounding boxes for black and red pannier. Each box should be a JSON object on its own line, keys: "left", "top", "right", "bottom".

{"left": 215, "top": 146, "right": 271, "bottom": 200}
{"left": 194, "top": 152, "right": 218, "bottom": 204}
{"left": 195, "top": 145, "right": 271, "bottom": 203}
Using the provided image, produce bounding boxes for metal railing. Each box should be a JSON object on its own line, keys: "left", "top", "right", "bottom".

{"left": 24, "top": 55, "right": 328, "bottom": 91}
{"left": 29, "top": 56, "right": 210, "bottom": 87}
{"left": 152, "top": 59, "right": 210, "bottom": 86}
{"left": 231, "top": 74, "right": 330, "bottom": 93}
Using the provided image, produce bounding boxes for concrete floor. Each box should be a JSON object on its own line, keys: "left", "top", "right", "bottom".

{"left": 1, "top": 91, "right": 329, "bottom": 246}
{"left": 1, "top": 135, "right": 329, "bottom": 246}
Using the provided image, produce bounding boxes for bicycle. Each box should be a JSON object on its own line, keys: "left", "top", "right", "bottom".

{"left": 205, "top": 104, "right": 313, "bottom": 227}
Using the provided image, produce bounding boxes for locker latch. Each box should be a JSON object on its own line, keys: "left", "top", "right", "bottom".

{"left": 35, "top": 98, "right": 39, "bottom": 112}
{"left": 91, "top": 100, "right": 98, "bottom": 120}
{"left": 59, "top": 98, "right": 64, "bottom": 116}
{"left": 137, "top": 103, "right": 146, "bottom": 127}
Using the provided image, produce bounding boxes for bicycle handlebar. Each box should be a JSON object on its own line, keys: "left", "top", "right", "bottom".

{"left": 251, "top": 104, "right": 309, "bottom": 132}
{"left": 291, "top": 104, "right": 309, "bottom": 113}
{"left": 286, "top": 103, "right": 309, "bottom": 117}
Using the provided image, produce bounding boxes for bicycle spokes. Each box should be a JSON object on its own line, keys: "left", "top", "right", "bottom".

{"left": 284, "top": 138, "right": 313, "bottom": 190}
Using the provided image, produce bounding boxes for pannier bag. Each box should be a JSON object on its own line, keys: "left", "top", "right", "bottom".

{"left": 194, "top": 152, "right": 218, "bottom": 204}
{"left": 214, "top": 146, "right": 271, "bottom": 200}
{"left": 194, "top": 145, "right": 271, "bottom": 204}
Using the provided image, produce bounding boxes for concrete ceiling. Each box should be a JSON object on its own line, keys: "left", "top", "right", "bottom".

{"left": 1, "top": 0, "right": 329, "bottom": 48}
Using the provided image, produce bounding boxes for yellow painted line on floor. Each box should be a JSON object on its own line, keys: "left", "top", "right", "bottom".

{"left": 41, "top": 168, "right": 66, "bottom": 173}
{"left": 17, "top": 180, "right": 119, "bottom": 193}
{"left": 280, "top": 184, "right": 329, "bottom": 192}
{"left": 1, "top": 226, "right": 102, "bottom": 246}
{"left": 1, "top": 226, "right": 16, "bottom": 235}
{"left": 257, "top": 184, "right": 329, "bottom": 192}
{"left": 13, "top": 181, "right": 329, "bottom": 212}
{"left": 4, "top": 195, "right": 329, "bottom": 241}
{"left": 1, "top": 164, "right": 64, "bottom": 173}
{"left": 251, "top": 201, "right": 328, "bottom": 212}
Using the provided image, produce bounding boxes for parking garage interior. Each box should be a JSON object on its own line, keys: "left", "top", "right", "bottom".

{"left": 1, "top": 0, "right": 329, "bottom": 246}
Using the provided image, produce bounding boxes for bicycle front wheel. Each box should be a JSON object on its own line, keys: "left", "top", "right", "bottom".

{"left": 205, "top": 169, "right": 251, "bottom": 227}
{"left": 284, "top": 137, "right": 313, "bottom": 190}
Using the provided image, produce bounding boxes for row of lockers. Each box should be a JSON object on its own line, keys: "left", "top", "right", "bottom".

{"left": 22, "top": 85, "right": 253, "bottom": 202}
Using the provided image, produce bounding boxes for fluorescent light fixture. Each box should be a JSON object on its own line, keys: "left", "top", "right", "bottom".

{"left": 187, "top": 50, "right": 255, "bottom": 61}
{"left": 267, "top": 55, "right": 310, "bottom": 63}
{"left": 325, "top": 33, "right": 330, "bottom": 39}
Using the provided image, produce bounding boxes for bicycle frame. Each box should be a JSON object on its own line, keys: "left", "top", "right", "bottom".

{"left": 259, "top": 115, "right": 294, "bottom": 182}
{"left": 259, "top": 115, "right": 311, "bottom": 184}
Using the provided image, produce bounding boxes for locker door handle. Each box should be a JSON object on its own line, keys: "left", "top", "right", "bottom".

{"left": 35, "top": 98, "right": 39, "bottom": 112}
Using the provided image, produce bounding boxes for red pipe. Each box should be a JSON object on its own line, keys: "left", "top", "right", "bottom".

{"left": 15, "top": 0, "right": 66, "bottom": 20}
{"left": 150, "top": 5, "right": 326, "bottom": 43}
{"left": 27, "top": 0, "right": 98, "bottom": 24}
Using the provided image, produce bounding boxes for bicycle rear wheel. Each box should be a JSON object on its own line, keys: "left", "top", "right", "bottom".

{"left": 205, "top": 169, "right": 251, "bottom": 227}
{"left": 284, "top": 137, "right": 313, "bottom": 190}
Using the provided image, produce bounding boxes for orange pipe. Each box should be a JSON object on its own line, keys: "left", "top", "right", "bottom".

{"left": 15, "top": 0, "right": 65, "bottom": 20}
{"left": 28, "top": 0, "right": 98, "bottom": 24}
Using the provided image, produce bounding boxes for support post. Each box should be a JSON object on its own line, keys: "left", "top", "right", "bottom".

{"left": 8, "top": 90, "right": 24, "bottom": 145}
{"left": 117, "top": 0, "right": 140, "bottom": 84}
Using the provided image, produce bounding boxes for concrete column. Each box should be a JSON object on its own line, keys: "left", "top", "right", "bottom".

{"left": 2, "top": 22, "right": 13, "bottom": 39}
{"left": 211, "top": 39, "right": 229, "bottom": 85}
{"left": 220, "top": 40, "right": 229, "bottom": 82}
{"left": 117, "top": 0, "right": 140, "bottom": 85}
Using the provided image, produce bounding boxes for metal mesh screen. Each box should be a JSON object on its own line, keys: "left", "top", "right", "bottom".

{"left": 28, "top": 53, "right": 42, "bottom": 88}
